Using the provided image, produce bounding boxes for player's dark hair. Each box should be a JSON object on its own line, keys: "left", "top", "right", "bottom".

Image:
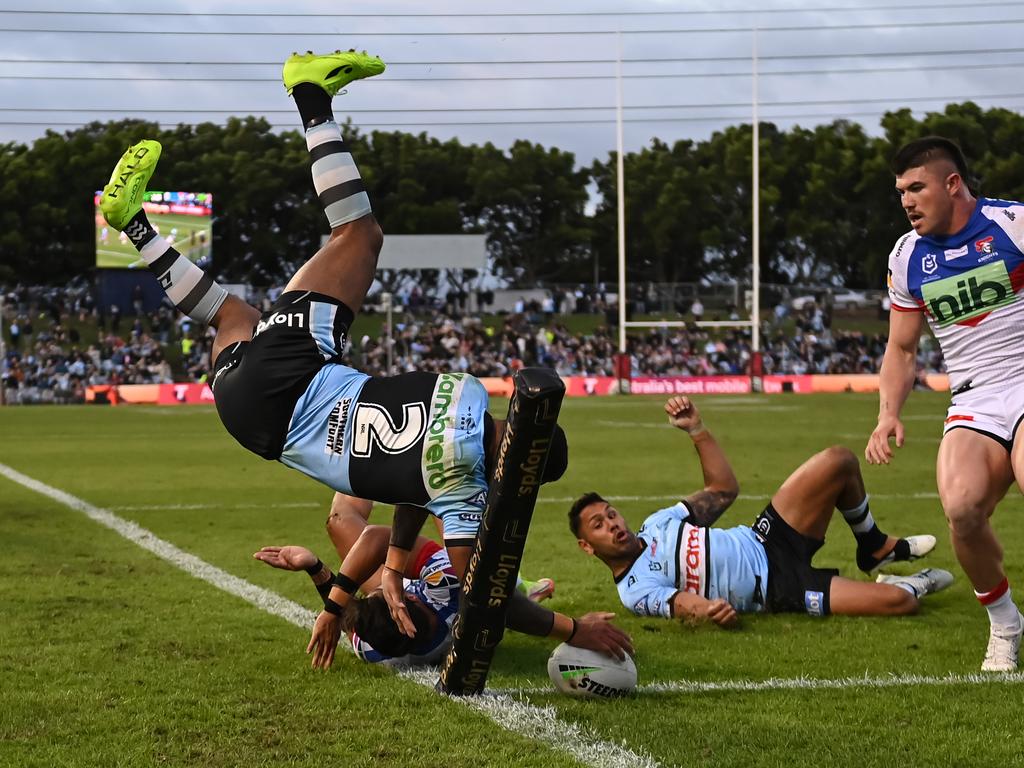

{"left": 341, "top": 592, "right": 432, "bottom": 659}
{"left": 891, "top": 136, "right": 970, "bottom": 179}
{"left": 541, "top": 425, "right": 569, "bottom": 484}
{"left": 568, "top": 491, "right": 606, "bottom": 537}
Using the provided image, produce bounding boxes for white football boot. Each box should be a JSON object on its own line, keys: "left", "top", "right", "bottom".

{"left": 876, "top": 567, "right": 954, "bottom": 598}
{"left": 981, "top": 611, "right": 1024, "bottom": 673}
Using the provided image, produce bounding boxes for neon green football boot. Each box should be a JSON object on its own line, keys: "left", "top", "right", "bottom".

{"left": 99, "top": 139, "right": 162, "bottom": 231}
{"left": 282, "top": 48, "right": 386, "bottom": 97}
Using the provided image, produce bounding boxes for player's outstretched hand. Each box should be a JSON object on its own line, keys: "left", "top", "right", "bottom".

{"left": 253, "top": 545, "right": 317, "bottom": 572}
{"left": 306, "top": 610, "right": 341, "bottom": 670}
{"left": 705, "top": 598, "right": 739, "bottom": 628}
{"left": 381, "top": 565, "right": 417, "bottom": 638}
{"left": 665, "top": 396, "right": 704, "bottom": 435}
{"left": 568, "top": 612, "right": 635, "bottom": 660}
{"left": 865, "top": 415, "right": 904, "bottom": 465}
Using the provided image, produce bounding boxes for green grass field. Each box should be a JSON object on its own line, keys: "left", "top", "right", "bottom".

{"left": 95, "top": 210, "right": 211, "bottom": 269}
{"left": 2, "top": 393, "right": 1022, "bottom": 767}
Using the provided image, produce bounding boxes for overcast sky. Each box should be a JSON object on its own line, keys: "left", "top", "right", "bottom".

{"left": 2, "top": 1, "right": 1023, "bottom": 167}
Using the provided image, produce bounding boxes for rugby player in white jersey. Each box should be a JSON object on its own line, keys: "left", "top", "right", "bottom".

{"left": 573, "top": 398, "right": 951, "bottom": 626}
{"left": 866, "top": 136, "right": 1024, "bottom": 671}
{"left": 97, "top": 47, "right": 630, "bottom": 667}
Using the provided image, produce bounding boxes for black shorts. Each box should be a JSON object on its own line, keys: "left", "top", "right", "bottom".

{"left": 210, "top": 290, "right": 354, "bottom": 460}
{"left": 752, "top": 503, "right": 838, "bottom": 617}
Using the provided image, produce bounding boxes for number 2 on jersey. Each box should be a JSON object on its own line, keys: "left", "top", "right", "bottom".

{"left": 351, "top": 402, "right": 428, "bottom": 457}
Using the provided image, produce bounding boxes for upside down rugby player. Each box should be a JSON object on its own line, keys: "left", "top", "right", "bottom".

{"left": 572, "top": 397, "right": 952, "bottom": 628}
{"left": 98, "top": 48, "right": 631, "bottom": 666}
{"left": 867, "top": 136, "right": 1024, "bottom": 671}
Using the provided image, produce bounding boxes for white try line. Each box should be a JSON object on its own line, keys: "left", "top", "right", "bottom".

{"left": 0, "top": 461, "right": 658, "bottom": 768}
{"left": 500, "top": 670, "right": 1024, "bottom": 697}
{"left": 398, "top": 668, "right": 660, "bottom": 768}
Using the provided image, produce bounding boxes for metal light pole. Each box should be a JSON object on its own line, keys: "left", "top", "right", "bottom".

{"left": 0, "top": 294, "right": 6, "bottom": 405}
{"left": 752, "top": 26, "right": 761, "bottom": 358}
{"left": 615, "top": 31, "right": 627, "bottom": 355}
{"left": 382, "top": 291, "right": 394, "bottom": 376}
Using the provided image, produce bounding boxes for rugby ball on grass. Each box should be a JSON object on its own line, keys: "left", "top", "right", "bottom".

{"left": 547, "top": 643, "right": 637, "bottom": 699}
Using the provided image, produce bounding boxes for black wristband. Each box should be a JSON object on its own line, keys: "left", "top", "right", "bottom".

{"left": 315, "top": 579, "right": 333, "bottom": 601}
{"left": 322, "top": 597, "right": 343, "bottom": 616}
{"left": 333, "top": 572, "right": 359, "bottom": 596}
{"left": 389, "top": 533, "right": 413, "bottom": 550}
{"left": 567, "top": 618, "right": 579, "bottom": 642}
{"left": 304, "top": 559, "right": 325, "bottom": 577}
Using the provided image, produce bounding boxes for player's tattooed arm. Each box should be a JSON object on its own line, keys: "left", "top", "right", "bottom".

{"left": 681, "top": 488, "right": 737, "bottom": 527}
{"left": 666, "top": 396, "right": 739, "bottom": 526}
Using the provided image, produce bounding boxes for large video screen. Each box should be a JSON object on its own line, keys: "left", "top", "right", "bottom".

{"left": 94, "top": 190, "right": 213, "bottom": 269}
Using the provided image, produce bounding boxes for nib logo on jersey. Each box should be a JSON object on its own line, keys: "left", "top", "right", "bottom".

{"left": 920, "top": 261, "right": 1017, "bottom": 327}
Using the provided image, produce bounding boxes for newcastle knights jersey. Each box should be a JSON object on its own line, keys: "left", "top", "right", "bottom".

{"left": 615, "top": 501, "right": 769, "bottom": 618}
{"left": 279, "top": 369, "right": 490, "bottom": 523}
{"left": 350, "top": 541, "right": 460, "bottom": 667}
{"left": 886, "top": 198, "right": 1024, "bottom": 390}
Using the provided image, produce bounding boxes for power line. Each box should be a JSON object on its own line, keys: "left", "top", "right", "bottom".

{"left": 2, "top": 18, "right": 1023, "bottom": 36}
{"left": 0, "top": 2, "right": 1006, "bottom": 17}
{"left": 5, "top": 46, "right": 1024, "bottom": 67}
{"left": 8, "top": 89, "right": 1024, "bottom": 114}
{"left": 4, "top": 104, "right": 1020, "bottom": 130}
{"left": 4, "top": 58, "right": 1024, "bottom": 84}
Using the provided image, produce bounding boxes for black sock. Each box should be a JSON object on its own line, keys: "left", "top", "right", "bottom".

{"left": 841, "top": 496, "right": 893, "bottom": 571}
{"left": 292, "top": 83, "right": 334, "bottom": 129}
{"left": 123, "top": 209, "right": 158, "bottom": 248}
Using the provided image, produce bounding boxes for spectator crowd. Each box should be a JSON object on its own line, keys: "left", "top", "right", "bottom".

{"left": 2, "top": 283, "right": 945, "bottom": 405}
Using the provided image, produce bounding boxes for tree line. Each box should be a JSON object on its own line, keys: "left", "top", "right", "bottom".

{"left": 3, "top": 102, "right": 1024, "bottom": 290}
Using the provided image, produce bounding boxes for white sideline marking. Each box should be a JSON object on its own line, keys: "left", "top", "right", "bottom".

{"left": 501, "top": 670, "right": 1024, "bottom": 697}
{"left": 399, "top": 669, "right": 660, "bottom": 768}
{"left": 0, "top": 462, "right": 659, "bottom": 768}
{"left": 0, "top": 462, "right": 316, "bottom": 630}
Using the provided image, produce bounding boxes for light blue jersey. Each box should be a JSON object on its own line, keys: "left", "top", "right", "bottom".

{"left": 615, "top": 502, "right": 769, "bottom": 617}
{"left": 280, "top": 367, "right": 491, "bottom": 541}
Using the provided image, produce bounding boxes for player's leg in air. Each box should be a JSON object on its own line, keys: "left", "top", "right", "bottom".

{"left": 277, "top": 50, "right": 385, "bottom": 315}
{"left": 759, "top": 445, "right": 952, "bottom": 616}
{"left": 99, "top": 143, "right": 260, "bottom": 362}
{"left": 99, "top": 49, "right": 385, "bottom": 365}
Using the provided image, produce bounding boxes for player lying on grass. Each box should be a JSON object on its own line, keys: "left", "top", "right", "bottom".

{"left": 96, "top": 47, "right": 628, "bottom": 661}
{"left": 254, "top": 493, "right": 579, "bottom": 670}
{"left": 570, "top": 397, "right": 953, "bottom": 626}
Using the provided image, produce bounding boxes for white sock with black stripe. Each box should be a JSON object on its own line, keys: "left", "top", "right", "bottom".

{"left": 123, "top": 210, "right": 228, "bottom": 324}
{"left": 305, "top": 120, "right": 372, "bottom": 228}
